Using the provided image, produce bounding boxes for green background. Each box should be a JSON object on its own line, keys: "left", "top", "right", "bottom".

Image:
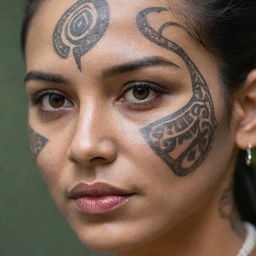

{"left": 0, "top": 1, "right": 109, "bottom": 255}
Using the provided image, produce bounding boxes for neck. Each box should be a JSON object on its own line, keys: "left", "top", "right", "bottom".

{"left": 117, "top": 183, "right": 245, "bottom": 256}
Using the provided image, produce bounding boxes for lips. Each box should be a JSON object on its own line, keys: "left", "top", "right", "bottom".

{"left": 68, "top": 182, "right": 134, "bottom": 214}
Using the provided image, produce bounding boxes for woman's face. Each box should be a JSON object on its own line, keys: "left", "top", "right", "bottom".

{"left": 25, "top": 0, "right": 237, "bottom": 254}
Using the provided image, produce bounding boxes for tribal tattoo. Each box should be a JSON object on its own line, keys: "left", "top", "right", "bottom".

{"left": 53, "top": 0, "right": 109, "bottom": 71}
{"left": 28, "top": 126, "right": 49, "bottom": 159}
{"left": 219, "top": 185, "right": 245, "bottom": 238}
{"left": 137, "top": 7, "right": 218, "bottom": 176}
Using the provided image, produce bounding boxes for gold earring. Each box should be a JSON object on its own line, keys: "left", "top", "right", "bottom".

{"left": 246, "top": 143, "right": 253, "bottom": 166}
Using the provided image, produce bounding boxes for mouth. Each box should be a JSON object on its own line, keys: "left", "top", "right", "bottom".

{"left": 68, "top": 182, "right": 135, "bottom": 215}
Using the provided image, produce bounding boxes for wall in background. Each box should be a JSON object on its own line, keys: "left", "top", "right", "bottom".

{"left": 0, "top": 0, "right": 109, "bottom": 255}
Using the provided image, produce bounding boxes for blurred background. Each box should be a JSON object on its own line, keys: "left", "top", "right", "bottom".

{"left": 0, "top": 0, "right": 109, "bottom": 255}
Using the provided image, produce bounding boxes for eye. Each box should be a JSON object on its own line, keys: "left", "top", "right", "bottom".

{"left": 121, "top": 81, "right": 168, "bottom": 106}
{"left": 42, "top": 94, "right": 72, "bottom": 110}
{"left": 33, "top": 90, "right": 73, "bottom": 111}
{"left": 126, "top": 86, "right": 152, "bottom": 101}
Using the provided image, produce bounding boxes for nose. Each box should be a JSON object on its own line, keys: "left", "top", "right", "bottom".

{"left": 68, "top": 102, "right": 117, "bottom": 167}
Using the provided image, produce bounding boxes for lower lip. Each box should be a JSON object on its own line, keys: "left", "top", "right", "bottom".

{"left": 74, "top": 195, "right": 132, "bottom": 214}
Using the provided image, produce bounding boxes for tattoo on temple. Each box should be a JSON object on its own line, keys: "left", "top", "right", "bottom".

{"left": 53, "top": 0, "right": 109, "bottom": 71}
{"left": 28, "top": 126, "right": 49, "bottom": 159}
{"left": 219, "top": 185, "right": 245, "bottom": 238}
{"left": 137, "top": 7, "right": 218, "bottom": 176}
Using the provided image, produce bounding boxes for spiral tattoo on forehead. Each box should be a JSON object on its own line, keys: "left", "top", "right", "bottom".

{"left": 53, "top": 0, "right": 109, "bottom": 71}
{"left": 137, "top": 7, "right": 218, "bottom": 176}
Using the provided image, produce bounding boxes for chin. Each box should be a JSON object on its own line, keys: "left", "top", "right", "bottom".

{"left": 77, "top": 233, "right": 136, "bottom": 254}
{"left": 73, "top": 224, "right": 153, "bottom": 255}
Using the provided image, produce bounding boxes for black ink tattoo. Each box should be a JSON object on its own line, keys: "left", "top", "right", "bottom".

{"left": 28, "top": 126, "right": 48, "bottom": 159}
{"left": 137, "top": 7, "right": 218, "bottom": 176}
{"left": 219, "top": 185, "right": 245, "bottom": 238}
{"left": 53, "top": 0, "right": 109, "bottom": 71}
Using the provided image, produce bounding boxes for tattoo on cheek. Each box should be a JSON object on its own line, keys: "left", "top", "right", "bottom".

{"left": 52, "top": 0, "right": 109, "bottom": 71}
{"left": 28, "top": 126, "right": 49, "bottom": 159}
{"left": 137, "top": 7, "right": 218, "bottom": 176}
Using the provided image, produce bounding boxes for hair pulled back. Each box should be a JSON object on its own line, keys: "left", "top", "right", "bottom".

{"left": 21, "top": 0, "right": 256, "bottom": 224}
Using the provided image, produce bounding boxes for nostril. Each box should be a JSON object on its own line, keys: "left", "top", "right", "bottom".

{"left": 90, "top": 157, "right": 107, "bottom": 163}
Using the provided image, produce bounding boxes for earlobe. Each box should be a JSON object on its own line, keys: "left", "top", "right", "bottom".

{"left": 235, "top": 69, "right": 256, "bottom": 150}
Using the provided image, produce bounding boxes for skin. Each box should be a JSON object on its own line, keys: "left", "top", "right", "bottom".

{"left": 24, "top": 0, "right": 256, "bottom": 255}
{"left": 137, "top": 7, "right": 218, "bottom": 176}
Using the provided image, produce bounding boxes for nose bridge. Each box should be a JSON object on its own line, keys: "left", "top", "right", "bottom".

{"left": 69, "top": 98, "right": 116, "bottom": 165}
{"left": 77, "top": 99, "right": 105, "bottom": 142}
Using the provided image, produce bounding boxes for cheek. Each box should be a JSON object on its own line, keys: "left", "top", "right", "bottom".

{"left": 122, "top": 115, "right": 232, "bottom": 227}
{"left": 36, "top": 136, "right": 70, "bottom": 202}
{"left": 122, "top": 135, "right": 212, "bottom": 215}
{"left": 138, "top": 119, "right": 234, "bottom": 218}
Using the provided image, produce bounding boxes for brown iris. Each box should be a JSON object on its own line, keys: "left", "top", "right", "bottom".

{"left": 49, "top": 94, "right": 66, "bottom": 108}
{"left": 133, "top": 87, "right": 150, "bottom": 100}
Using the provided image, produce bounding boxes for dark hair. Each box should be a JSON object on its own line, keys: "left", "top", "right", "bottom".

{"left": 171, "top": 0, "right": 256, "bottom": 91}
{"left": 21, "top": 0, "right": 256, "bottom": 224}
{"left": 169, "top": 0, "right": 256, "bottom": 224}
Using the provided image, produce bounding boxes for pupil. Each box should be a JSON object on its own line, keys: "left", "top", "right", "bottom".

{"left": 49, "top": 94, "right": 65, "bottom": 108}
{"left": 133, "top": 87, "right": 149, "bottom": 100}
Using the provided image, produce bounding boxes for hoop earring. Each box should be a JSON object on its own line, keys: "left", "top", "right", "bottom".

{"left": 246, "top": 143, "right": 253, "bottom": 166}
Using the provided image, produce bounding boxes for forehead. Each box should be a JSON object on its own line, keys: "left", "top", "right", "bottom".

{"left": 25, "top": 0, "right": 198, "bottom": 72}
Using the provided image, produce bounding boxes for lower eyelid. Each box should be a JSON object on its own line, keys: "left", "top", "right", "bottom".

{"left": 124, "top": 96, "right": 164, "bottom": 111}
{"left": 38, "top": 104, "right": 74, "bottom": 117}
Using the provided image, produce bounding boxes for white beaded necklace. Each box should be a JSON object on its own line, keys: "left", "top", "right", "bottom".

{"left": 237, "top": 222, "right": 256, "bottom": 256}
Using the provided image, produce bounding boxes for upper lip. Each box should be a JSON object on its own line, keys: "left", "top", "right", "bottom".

{"left": 68, "top": 182, "right": 134, "bottom": 199}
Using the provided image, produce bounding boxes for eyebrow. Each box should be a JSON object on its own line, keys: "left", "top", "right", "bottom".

{"left": 101, "top": 56, "right": 180, "bottom": 79}
{"left": 24, "top": 56, "right": 180, "bottom": 84}
{"left": 24, "top": 71, "right": 66, "bottom": 84}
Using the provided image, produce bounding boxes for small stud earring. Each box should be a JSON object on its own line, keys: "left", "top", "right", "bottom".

{"left": 246, "top": 143, "right": 253, "bottom": 166}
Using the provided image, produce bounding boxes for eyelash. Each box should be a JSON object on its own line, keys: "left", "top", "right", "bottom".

{"left": 31, "top": 81, "right": 168, "bottom": 112}
{"left": 32, "top": 89, "right": 66, "bottom": 105}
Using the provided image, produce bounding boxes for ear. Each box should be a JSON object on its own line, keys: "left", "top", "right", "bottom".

{"left": 236, "top": 70, "right": 256, "bottom": 150}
